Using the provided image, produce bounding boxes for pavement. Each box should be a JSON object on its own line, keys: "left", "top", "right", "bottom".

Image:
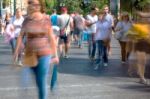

{"left": 0, "top": 35, "right": 150, "bottom": 99}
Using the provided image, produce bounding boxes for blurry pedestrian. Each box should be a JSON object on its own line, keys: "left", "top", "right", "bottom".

{"left": 94, "top": 11, "right": 112, "bottom": 70}
{"left": 12, "top": 8, "right": 24, "bottom": 66}
{"left": 73, "top": 10, "right": 85, "bottom": 48}
{"left": 85, "top": 7, "right": 98, "bottom": 60}
{"left": 114, "top": 12, "right": 132, "bottom": 63}
{"left": 14, "top": 0, "right": 59, "bottom": 99}
{"left": 50, "top": 9, "right": 60, "bottom": 91}
{"left": 58, "top": 7, "right": 73, "bottom": 58}
{"left": 103, "top": 5, "right": 114, "bottom": 56}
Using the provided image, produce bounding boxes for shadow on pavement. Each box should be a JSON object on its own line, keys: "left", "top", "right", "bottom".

{"left": 57, "top": 57, "right": 129, "bottom": 78}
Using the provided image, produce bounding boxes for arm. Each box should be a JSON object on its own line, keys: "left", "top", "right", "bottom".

{"left": 136, "top": 11, "right": 150, "bottom": 18}
{"left": 48, "top": 26, "right": 59, "bottom": 64}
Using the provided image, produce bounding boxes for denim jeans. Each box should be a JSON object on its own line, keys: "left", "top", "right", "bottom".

{"left": 9, "top": 38, "right": 16, "bottom": 53}
{"left": 78, "top": 31, "right": 83, "bottom": 47}
{"left": 96, "top": 40, "right": 108, "bottom": 63}
{"left": 32, "top": 55, "right": 51, "bottom": 99}
{"left": 87, "top": 34, "right": 96, "bottom": 58}
{"left": 50, "top": 65, "right": 57, "bottom": 90}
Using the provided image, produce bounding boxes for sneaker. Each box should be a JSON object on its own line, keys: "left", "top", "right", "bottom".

{"left": 139, "top": 79, "right": 149, "bottom": 86}
{"left": 121, "top": 61, "right": 126, "bottom": 64}
{"left": 64, "top": 55, "right": 68, "bottom": 59}
{"left": 17, "top": 61, "right": 23, "bottom": 66}
{"left": 104, "top": 63, "right": 108, "bottom": 67}
{"left": 94, "top": 64, "right": 99, "bottom": 70}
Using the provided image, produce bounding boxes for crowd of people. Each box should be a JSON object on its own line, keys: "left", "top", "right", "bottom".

{"left": 0, "top": 0, "right": 150, "bottom": 99}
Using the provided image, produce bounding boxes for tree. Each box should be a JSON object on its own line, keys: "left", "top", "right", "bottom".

{"left": 45, "top": 0, "right": 109, "bottom": 15}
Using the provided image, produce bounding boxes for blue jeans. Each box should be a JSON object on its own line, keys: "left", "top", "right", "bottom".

{"left": 87, "top": 34, "right": 96, "bottom": 58}
{"left": 96, "top": 40, "right": 108, "bottom": 63}
{"left": 32, "top": 55, "right": 51, "bottom": 99}
{"left": 50, "top": 65, "right": 57, "bottom": 90}
{"left": 9, "top": 38, "right": 16, "bottom": 53}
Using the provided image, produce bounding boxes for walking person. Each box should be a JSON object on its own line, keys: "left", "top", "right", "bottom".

{"left": 73, "top": 10, "right": 85, "bottom": 48}
{"left": 14, "top": 0, "right": 59, "bottom": 99}
{"left": 94, "top": 11, "right": 112, "bottom": 70}
{"left": 12, "top": 8, "right": 24, "bottom": 65}
{"left": 58, "top": 7, "right": 73, "bottom": 58}
{"left": 50, "top": 9, "right": 60, "bottom": 91}
{"left": 114, "top": 12, "right": 132, "bottom": 63}
{"left": 103, "top": 5, "right": 114, "bottom": 56}
{"left": 85, "top": 7, "right": 98, "bottom": 60}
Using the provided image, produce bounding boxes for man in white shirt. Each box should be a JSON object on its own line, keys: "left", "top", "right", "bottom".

{"left": 86, "top": 7, "right": 98, "bottom": 60}
{"left": 58, "top": 7, "right": 73, "bottom": 58}
{"left": 103, "top": 5, "right": 114, "bottom": 56}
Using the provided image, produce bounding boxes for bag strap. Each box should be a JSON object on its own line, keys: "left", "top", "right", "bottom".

{"left": 62, "top": 16, "right": 70, "bottom": 30}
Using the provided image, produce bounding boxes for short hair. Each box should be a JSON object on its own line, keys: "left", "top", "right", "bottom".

{"left": 61, "top": 7, "right": 68, "bottom": 12}
{"left": 52, "top": 9, "right": 57, "bottom": 13}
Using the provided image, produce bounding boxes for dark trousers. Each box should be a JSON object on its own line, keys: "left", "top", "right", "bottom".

{"left": 88, "top": 34, "right": 96, "bottom": 58}
{"left": 96, "top": 40, "right": 108, "bottom": 63}
{"left": 119, "top": 41, "right": 129, "bottom": 62}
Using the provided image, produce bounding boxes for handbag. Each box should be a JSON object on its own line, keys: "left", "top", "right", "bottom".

{"left": 23, "top": 48, "right": 38, "bottom": 67}
{"left": 114, "top": 31, "right": 123, "bottom": 40}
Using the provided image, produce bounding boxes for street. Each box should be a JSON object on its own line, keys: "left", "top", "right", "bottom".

{"left": 0, "top": 35, "right": 150, "bottom": 99}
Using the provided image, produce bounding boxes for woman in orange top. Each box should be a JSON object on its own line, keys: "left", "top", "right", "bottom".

{"left": 14, "top": 0, "right": 59, "bottom": 99}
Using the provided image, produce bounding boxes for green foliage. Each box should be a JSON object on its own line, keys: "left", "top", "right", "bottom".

{"left": 45, "top": 0, "right": 109, "bottom": 15}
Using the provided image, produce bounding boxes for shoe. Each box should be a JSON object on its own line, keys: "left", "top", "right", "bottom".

{"left": 104, "top": 63, "right": 108, "bottom": 67}
{"left": 94, "top": 64, "right": 99, "bottom": 70}
{"left": 121, "top": 61, "right": 126, "bottom": 64}
{"left": 17, "top": 61, "right": 23, "bottom": 66}
{"left": 64, "top": 55, "right": 68, "bottom": 59}
{"left": 139, "top": 79, "right": 149, "bottom": 85}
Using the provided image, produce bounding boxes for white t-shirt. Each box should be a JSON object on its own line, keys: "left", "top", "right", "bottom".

{"left": 95, "top": 20, "right": 111, "bottom": 41}
{"left": 105, "top": 13, "right": 114, "bottom": 25}
{"left": 11, "top": 16, "right": 24, "bottom": 37}
{"left": 86, "top": 14, "right": 98, "bottom": 34}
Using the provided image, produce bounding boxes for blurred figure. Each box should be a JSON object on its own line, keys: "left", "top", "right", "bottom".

{"left": 85, "top": 7, "right": 98, "bottom": 60}
{"left": 103, "top": 5, "right": 114, "bottom": 56}
{"left": 73, "top": 10, "right": 85, "bottom": 48}
{"left": 94, "top": 11, "right": 112, "bottom": 70}
{"left": 4, "top": 12, "right": 12, "bottom": 27}
{"left": 14, "top": 0, "right": 59, "bottom": 99}
{"left": 114, "top": 12, "right": 132, "bottom": 63}
{"left": 50, "top": 9, "right": 59, "bottom": 91}
{"left": 12, "top": 8, "right": 24, "bottom": 66}
{"left": 58, "top": 7, "right": 73, "bottom": 58}
{"left": 0, "top": 16, "right": 5, "bottom": 35}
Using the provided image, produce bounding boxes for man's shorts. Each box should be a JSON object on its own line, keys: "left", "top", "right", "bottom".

{"left": 59, "top": 35, "right": 70, "bottom": 44}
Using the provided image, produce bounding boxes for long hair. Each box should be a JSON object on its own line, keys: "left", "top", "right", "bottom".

{"left": 38, "top": 0, "right": 46, "bottom": 13}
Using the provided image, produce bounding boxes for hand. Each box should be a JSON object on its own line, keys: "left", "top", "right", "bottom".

{"left": 51, "top": 56, "right": 59, "bottom": 64}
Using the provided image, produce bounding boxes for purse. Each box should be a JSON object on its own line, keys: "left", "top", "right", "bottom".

{"left": 23, "top": 48, "right": 38, "bottom": 67}
{"left": 114, "top": 31, "right": 123, "bottom": 40}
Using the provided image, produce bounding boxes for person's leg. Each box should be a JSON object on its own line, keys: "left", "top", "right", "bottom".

{"left": 136, "top": 52, "right": 147, "bottom": 84}
{"left": 9, "top": 38, "right": 16, "bottom": 53}
{"left": 119, "top": 41, "right": 126, "bottom": 62}
{"left": 87, "top": 34, "right": 92, "bottom": 58}
{"left": 64, "top": 35, "right": 70, "bottom": 58}
{"left": 50, "top": 65, "right": 57, "bottom": 90}
{"left": 91, "top": 41, "right": 96, "bottom": 59}
{"left": 102, "top": 42, "right": 108, "bottom": 64}
{"left": 32, "top": 55, "right": 51, "bottom": 99}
